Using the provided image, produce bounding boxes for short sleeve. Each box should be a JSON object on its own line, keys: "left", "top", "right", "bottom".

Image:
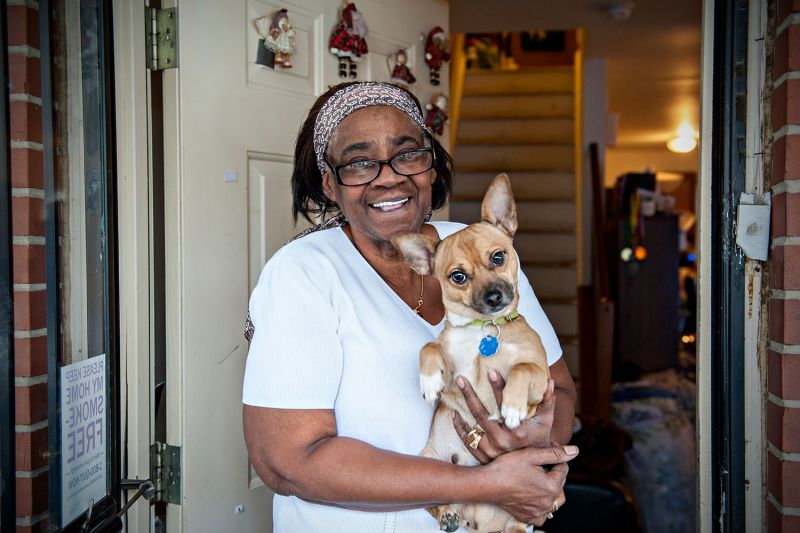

{"left": 516, "top": 264, "right": 563, "bottom": 366}
{"left": 242, "top": 254, "right": 344, "bottom": 408}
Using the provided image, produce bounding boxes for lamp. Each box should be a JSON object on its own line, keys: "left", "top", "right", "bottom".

{"left": 667, "top": 122, "right": 697, "bottom": 153}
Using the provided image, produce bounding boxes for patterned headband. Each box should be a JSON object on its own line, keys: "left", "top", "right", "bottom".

{"left": 313, "top": 82, "right": 429, "bottom": 176}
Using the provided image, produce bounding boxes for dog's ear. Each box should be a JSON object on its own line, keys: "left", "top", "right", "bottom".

{"left": 481, "top": 173, "right": 518, "bottom": 236}
{"left": 391, "top": 232, "right": 440, "bottom": 275}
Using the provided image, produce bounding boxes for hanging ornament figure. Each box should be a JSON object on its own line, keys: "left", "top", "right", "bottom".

{"left": 253, "top": 9, "right": 297, "bottom": 69}
{"left": 425, "top": 93, "right": 449, "bottom": 136}
{"left": 329, "top": 3, "right": 369, "bottom": 79}
{"left": 387, "top": 48, "right": 416, "bottom": 87}
{"left": 424, "top": 26, "right": 450, "bottom": 86}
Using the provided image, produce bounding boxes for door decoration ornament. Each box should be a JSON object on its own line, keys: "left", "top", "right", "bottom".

{"left": 253, "top": 9, "right": 297, "bottom": 69}
{"left": 387, "top": 48, "right": 416, "bottom": 87}
{"left": 425, "top": 93, "right": 448, "bottom": 136}
{"left": 620, "top": 189, "right": 647, "bottom": 274}
{"left": 329, "top": 2, "right": 369, "bottom": 79}
{"left": 424, "top": 26, "right": 450, "bottom": 86}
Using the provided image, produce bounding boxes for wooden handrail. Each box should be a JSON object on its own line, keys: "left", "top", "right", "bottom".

{"left": 448, "top": 32, "right": 466, "bottom": 152}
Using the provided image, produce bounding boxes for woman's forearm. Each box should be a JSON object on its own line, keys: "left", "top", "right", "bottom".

{"left": 271, "top": 435, "right": 494, "bottom": 509}
{"left": 550, "top": 388, "right": 576, "bottom": 445}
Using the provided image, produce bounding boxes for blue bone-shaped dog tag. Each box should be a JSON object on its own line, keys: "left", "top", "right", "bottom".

{"left": 479, "top": 335, "right": 499, "bottom": 357}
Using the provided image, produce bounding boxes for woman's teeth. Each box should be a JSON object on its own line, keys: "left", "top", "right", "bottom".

{"left": 371, "top": 197, "right": 409, "bottom": 210}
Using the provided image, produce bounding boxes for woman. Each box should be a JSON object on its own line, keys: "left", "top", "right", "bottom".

{"left": 242, "top": 82, "right": 577, "bottom": 532}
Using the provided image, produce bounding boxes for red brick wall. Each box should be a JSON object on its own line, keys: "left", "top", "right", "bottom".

{"left": 768, "top": 0, "right": 800, "bottom": 531}
{"left": 8, "top": 1, "right": 50, "bottom": 531}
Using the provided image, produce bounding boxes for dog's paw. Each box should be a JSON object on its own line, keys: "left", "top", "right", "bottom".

{"left": 420, "top": 372, "right": 445, "bottom": 405}
{"left": 501, "top": 403, "right": 526, "bottom": 430}
{"left": 438, "top": 510, "right": 464, "bottom": 532}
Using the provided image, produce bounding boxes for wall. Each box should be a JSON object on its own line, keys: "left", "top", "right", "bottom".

{"left": 767, "top": 0, "right": 800, "bottom": 530}
{"left": 7, "top": 1, "right": 49, "bottom": 531}
{"left": 605, "top": 147, "right": 699, "bottom": 186}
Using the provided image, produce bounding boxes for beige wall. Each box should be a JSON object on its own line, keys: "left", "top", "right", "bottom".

{"left": 605, "top": 147, "right": 699, "bottom": 186}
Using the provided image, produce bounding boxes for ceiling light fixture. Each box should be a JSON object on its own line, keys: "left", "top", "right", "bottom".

{"left": 667, "top": 122, "right": 697, "bottom": 153}
{"left": 606, "top": 2, "right": 635, "bottom": 21}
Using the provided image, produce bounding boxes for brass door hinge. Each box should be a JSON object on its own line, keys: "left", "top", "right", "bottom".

{"left": 145, "top": 7, "right": 178, "bottom": 71}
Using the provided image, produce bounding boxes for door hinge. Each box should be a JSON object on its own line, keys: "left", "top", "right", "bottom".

{"left": 145, "top": 7, "right": 178, "bottom": 71}
{"left": 150, "top": 442, "right": 181, "bottom": 505}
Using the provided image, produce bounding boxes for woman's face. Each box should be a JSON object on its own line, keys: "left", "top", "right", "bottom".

{"left": 322, "top": 106, "right": 435, "bottom": 246}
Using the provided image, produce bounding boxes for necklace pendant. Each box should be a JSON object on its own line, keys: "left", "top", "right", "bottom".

{"left": 479, "top": 335, "right": 499, "bottom": 357}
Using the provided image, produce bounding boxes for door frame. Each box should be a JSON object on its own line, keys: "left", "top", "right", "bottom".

{"left": 112, "top": 0, "right": 152, "bottom": 530}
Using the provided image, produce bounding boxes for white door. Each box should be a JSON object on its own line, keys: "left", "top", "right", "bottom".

{"left": 161, "top": 1, "right": 449, "bottom": 531}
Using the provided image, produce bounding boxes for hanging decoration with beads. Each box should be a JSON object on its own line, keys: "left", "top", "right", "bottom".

{"left": 424, "top": 26, "right": 450, "bottom": 86}
{"left": 253, "top": 9, "right": 297, "bottom": 69}
{"left": 425, "top": 93, "right": 448, "bottom": 136}
{"left": 329, "top": 2, "right": 369, "bottom": 79}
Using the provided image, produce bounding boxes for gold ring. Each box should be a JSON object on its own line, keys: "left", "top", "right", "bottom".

{"left": 466, "top": 425, "right": 485, "bottom": 450}
{"left": 546, "top": 512, "right": 554, "bottom": 520}
{"left": 552, "top": 500, "right": 559, "bottom": 513}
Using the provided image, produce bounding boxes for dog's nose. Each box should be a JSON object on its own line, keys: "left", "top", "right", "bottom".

{"left": 483, "top": 290, "right": 503, "bottom": 308}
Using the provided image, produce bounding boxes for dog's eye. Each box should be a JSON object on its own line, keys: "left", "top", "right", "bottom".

{"left": 449, "top": 271, "right": 468, "bottom": 285}
{"left": 491, "top": 251, "right": 506, "bottom": 267}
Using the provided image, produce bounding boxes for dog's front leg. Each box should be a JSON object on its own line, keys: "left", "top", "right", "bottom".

{"left": 500, "top": 362, "right": 549, "bottom": 429}
{"left": 420, "top": 342, "right": 449, "bottom": 405}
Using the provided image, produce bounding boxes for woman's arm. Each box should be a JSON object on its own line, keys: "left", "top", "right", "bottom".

{"left": 243, "top": 404, "right": 577, "bottom": 523}
{"left": 549, "top": 358, "right": 577, "bottom": 445}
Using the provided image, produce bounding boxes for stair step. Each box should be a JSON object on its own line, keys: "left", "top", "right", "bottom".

{"left": 542, "top": 301, "right": 578, "bottom": 337}
{"left": 455, "top": 144, "right": 574, "bottom": 173}
{"left": 524, "top": 264, "right": 577, "bottom": 300}
{"left": 460, "top": 94, "right": 574, "bottom": 119}
{"left": 458, "top": 118, "right": 574, "bottom": 145}
{"left": 463, "top": 68, "right": 574, "bottom": 95}
{"left": 514, "top": 232, "right": 576, "bottom": 263}
{"left": 449, "top": 200, "right": 575, "bottom": 232}
{"left": 451, "top": 172, "right": 575, "bottom": 201}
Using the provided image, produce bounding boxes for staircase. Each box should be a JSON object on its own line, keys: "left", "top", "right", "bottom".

{"left": 449, "top": 67, "right": 580, "bottom": 376}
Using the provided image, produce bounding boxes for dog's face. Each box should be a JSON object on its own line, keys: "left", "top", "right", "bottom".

{"left": 393, "top": 173, "right": 520, "bottom": 320}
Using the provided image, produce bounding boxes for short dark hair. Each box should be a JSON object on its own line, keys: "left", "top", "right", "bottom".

{"left": 291, "top": 82, "right": 453, "bottom": 224}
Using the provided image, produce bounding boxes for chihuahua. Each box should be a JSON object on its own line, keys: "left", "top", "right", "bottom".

{"left": 393, "top": 173, "right": 550, "bottom": 533}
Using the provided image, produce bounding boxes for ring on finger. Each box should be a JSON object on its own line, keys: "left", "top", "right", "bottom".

{"left": 546, "top": 512, "right": 554, "bottom": 520}
{"left": 466, "top": 425, "right": 485, "bottom": 450}
{"left": 552, "top": 500, "right": 559, "bottom": 513}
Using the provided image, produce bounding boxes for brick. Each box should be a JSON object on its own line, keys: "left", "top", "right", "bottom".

{"left": 778, "top": 0, "right": 800, "bottom": 25}
{"left": 14, "top": 336, "right": 48, "bottom": 377}
{"left": 7, "top": 5, "right": 40, "bottom": 49}
{"left": 773, "top": 79, "right": 800, "bottom": 132}
{"left": 774, "top": 25, "right": 800, "bottom": 79}
{"left": 772, "top": 134, "right": 800, "bottom": 184}
{"left": 10, "top": 101, "right": 43, "bottom": 144}
{"left": 15, "top": 427, "right": 48, "bottom": 472}
{"left": 11, "top": 196, "right": 45, "bottom": 237}
{"left": 770, "top": 297, "right": 800, "bottom": 345}
{"left": 769, "top": 452, "right": 800, "bottom": 507}
{"left": 768, "top": 400, "right": 800, "bottom": 453}
{"left": 771, "top": 245, "right": 800, "bottom": 290}
{"left": 769, "top": 349, "right": 800, "bottom": 400}
{"left": 16, "top": 470, "right": 48, "bottom": 518}
{"left": 772, "top": 192, "right": 800, "bottom": 239}
{"left": 15, "top": 382, "right": 48, "bottom": 425}
{"left": 13, "top": 289, "right": 47, "bottom": 331}
{"left": 12, "top": 244, "right": 46, "bottom": 285}
{"left": 11, "top": 148, "right": 44, "bottom": 189}
{"left": 768, "top": 497, "right": 800, "bottom": 532}
{"left": 8, "top": 54, "right": 41, "bottom": 97}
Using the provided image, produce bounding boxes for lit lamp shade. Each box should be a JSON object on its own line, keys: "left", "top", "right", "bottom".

{"left": 667, "top": 122, "right": 698, "bottom": 153}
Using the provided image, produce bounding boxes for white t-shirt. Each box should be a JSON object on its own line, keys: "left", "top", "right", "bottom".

{"left": 242, "top": 221, "right": 562, "bottom": 533}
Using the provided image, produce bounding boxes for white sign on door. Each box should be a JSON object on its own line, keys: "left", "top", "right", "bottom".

{"left": 60, "top": 353, "right": 107, "bottom": 526}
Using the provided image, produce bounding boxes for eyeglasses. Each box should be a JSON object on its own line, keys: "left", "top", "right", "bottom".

{"left": 325, "top": 148, "right": 435, "bottom": 186}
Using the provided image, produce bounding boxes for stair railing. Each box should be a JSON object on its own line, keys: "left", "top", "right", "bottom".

{"left": 448, "top": 32, "right": 466, "bottom": 152}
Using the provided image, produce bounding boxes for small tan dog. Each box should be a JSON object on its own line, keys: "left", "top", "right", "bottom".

{"left": 393, "top": 173, "right": 550, "bottom": 533}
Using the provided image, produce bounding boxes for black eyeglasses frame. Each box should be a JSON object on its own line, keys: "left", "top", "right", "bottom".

{"left": 324, "top": 147, "right": 435, "bottom": 187}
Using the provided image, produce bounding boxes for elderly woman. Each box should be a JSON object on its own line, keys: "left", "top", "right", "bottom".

{"left": 242, "top": 82, "right": 577, "bottom": 532}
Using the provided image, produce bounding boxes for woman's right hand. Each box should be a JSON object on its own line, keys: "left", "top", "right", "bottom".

{"left": 486, "top": 444, "right": 577, "bottom": 526}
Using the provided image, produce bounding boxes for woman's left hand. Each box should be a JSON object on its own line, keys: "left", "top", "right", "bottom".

{"left": 452, "top": 372, "right": 556, "bottom": 464}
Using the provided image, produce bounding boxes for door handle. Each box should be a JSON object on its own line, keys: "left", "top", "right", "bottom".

{"left": 86, "top": 480, "right": 155, "bottom": 533}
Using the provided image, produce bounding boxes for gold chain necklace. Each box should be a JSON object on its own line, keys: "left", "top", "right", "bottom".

{"left": 413, "top": 273, "right": 424, "bottom": 314}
